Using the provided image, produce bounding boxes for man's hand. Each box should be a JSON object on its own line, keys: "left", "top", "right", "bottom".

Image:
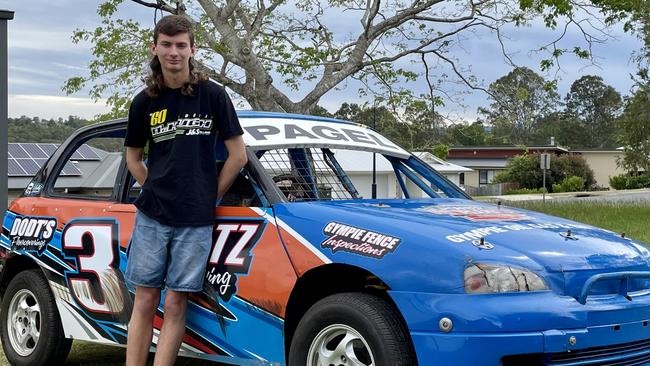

{"left": 217, "top": 135, "right": 247, "bottom": 200}
{"left": 126, "top": 147, "right": 148, "bottom": 186}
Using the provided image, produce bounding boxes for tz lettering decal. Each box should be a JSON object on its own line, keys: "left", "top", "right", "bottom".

{"left": 321, "top": 222, "right": 401, "bottom": 259}
{"left": 418, "top": 205, "right": 530, "bottom": 222}
{"left": 62, "top": 219, "right": 133, "bottom": 323}
{"left": 9, "top": 216, "right": 57, "bottom": 254}
{"left": 205, "top": 220, "right": 266, "bottom": 303}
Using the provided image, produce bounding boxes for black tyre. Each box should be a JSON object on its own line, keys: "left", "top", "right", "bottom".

{"left": 0, "top": 269, "right": 72, "bottom": 366}
{"left": 288, "top": 292, "right": 417, "bottom": 366}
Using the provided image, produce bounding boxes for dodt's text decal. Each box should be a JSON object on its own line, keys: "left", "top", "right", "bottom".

{"left": 9, "top": 216, "right": 57, "bottom": 253}
{"left": 321, "top": 222, "right": 401, "bottom": 259}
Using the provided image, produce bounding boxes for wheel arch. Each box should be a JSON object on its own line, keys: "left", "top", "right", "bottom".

{"left": 283, "top": 263, "right": 413, "bottom": 361}
{"left": 0, "top": 255, "right": 45, "bottom": 299}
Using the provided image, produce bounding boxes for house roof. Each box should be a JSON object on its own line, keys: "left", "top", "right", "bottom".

{"left": 412, "top": 152, "right": 473, "bottom": 172}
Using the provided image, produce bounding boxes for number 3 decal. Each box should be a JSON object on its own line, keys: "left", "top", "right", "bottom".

{"left": 62, "top": 219, "right": 133, "bottom": 323}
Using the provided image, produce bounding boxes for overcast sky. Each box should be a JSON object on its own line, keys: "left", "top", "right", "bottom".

{"left": 1, "top": 0, "right": 644, "bottom": 121}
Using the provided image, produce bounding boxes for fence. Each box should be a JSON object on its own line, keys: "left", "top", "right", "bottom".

{"left": 465, "top": 183, "right": 520, "bottom": 196}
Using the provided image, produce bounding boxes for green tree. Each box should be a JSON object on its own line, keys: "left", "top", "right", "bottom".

{"left": 565, "top": 75, "right": 622, "bottom": 148}
{"left": 446, "top": 122, "right": 491, "bottom": 146}
{"left": 529, "top": 112, "right": 590, "bottom": 148}
{"left": 64, "top": 0, "right": 640, "bottom": 119}
{"left": 617, "top": 87, "right": 650, "bottom": 173}
{"left": 403, "top": 100, "right": 445, "bottom": 151}
{"left": 479, "top": 67, "right": 560, "bottom": 145}
{"left": 333, "top": 103, "right": 411, "bottom": 148}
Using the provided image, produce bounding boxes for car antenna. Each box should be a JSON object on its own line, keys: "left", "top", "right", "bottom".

{"left": 372, "top": 102, "right": 377, "bottom": 199}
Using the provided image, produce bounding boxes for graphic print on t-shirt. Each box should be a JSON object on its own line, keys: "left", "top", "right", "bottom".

{"left": 150, "top": 111, "right": 214, "bottom": 143}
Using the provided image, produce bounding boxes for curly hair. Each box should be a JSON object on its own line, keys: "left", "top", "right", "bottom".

{"left": 145, "top": 15, "right": 208, "bottom": 97}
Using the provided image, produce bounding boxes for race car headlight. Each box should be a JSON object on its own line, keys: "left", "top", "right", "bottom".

{"left": 464, "top": 264, "right": 548, "bottom": 293}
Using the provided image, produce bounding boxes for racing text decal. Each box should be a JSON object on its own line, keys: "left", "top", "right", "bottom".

{"left": 9, "top": 216, "right": 57, "bottom": 253}
{"left": 321, "top": 222, "right": 401, "bottom": 259}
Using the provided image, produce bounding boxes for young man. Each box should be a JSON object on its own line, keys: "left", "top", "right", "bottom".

{"left": 123, "top": 15, "right": 247, "bottom": 366}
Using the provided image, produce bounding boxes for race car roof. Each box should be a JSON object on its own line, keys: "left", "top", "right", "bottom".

{"left": 237, "top": 111, "right": 410, "bottom": 159}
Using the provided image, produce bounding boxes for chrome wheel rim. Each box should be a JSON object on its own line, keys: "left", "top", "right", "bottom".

{"left": 307, "top": 323, "right": 375, "bottom": 366}
{"left": 7, "top": 289, "right": 41, "bottom": 357}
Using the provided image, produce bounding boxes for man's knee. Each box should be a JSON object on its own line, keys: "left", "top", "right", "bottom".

{"left": 162, "top": 291, "right": 188, "bottom": 320}
{"left": 133, "top": 287, "right": 161, "bottom": 316}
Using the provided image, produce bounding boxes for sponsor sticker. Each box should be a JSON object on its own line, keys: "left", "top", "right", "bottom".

{"left": 418, "top": 205, "right": 530, "bottom": 222}
{"left": 9, "top": 216, "right": 57, "bottom": 253}
{"left": 321, "top": 222, "right": 402, "bottom": 259}
{"left": 23, "top": 182, "right": 43, "bottom": 196}
{"left": 204, "top": 220, "right": 265, "bottom": 303}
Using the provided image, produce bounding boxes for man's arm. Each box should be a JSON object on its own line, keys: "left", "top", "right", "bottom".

{"left": 217, "top": 135, "right": 248, "bottom": 199}
{"left": 126, "top": 147, "right": 148, "bottom": 186}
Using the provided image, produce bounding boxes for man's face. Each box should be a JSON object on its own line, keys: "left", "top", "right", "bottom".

{"left": 151, "top": 32, "right": 195, "bottom": 75}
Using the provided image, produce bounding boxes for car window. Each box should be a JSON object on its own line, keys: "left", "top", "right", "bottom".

{"left": 50, "top": 131, "right": 125, "bottom": 200}
{"left": 255, "top": 147, "right": 462, "bottom": 202}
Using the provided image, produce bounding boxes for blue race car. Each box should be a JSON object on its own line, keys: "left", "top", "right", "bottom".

{"left": 2, "top": 112, "right": 650, "bottom": 366}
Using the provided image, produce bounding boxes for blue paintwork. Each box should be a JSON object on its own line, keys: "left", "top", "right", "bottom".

{"left": 273, "top": 197, "right": 650, "bottom": 365}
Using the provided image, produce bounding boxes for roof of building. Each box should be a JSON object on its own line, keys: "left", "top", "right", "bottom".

{"left": 413, "top": 152, "right": 473, "bottom": 172}
{"left": 444, "top": 158, "right": 509, "bottom": 169}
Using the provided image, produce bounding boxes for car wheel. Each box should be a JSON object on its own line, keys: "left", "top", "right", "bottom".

{"left": 0, "top": 269, "right": 72, "bottom": 366}
{"left": 288, "top": 292, "right": 417, "bottom": 366}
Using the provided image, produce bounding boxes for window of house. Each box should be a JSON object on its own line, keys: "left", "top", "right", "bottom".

{"left": 479, "top": 170, "right": 488, "bottom": 185}
{"left": 459, "top": 173, "right": 465, "bottom": 186}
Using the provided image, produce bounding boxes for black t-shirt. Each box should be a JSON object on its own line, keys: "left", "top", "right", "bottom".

{"left": 124, "top": 80, "right": 243, "bottom": 227}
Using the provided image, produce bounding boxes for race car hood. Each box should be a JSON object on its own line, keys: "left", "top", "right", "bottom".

{"left": 272, "top": 198, "right": 650, "bottom": 294}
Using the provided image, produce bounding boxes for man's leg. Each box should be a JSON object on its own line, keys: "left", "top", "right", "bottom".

{"left": 152, "top": 290, "right": 188, "bottom": 366}
{"left": 126, "top": 286, "right": 161, "bottom": 366}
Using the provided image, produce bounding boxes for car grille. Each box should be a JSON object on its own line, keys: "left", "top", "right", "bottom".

{"left": 502, "top": 339, "right": 650, "bottom": 366}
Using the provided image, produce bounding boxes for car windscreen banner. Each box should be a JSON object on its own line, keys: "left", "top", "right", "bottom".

{"left": 239, "top": 118, "right": 410, "bottom": 158}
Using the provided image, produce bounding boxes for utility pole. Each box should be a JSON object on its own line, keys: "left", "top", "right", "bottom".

{"left": 1, "top": 9, "right": 14, "bottom": 210}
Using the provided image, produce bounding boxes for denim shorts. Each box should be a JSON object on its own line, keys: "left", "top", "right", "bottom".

{"left": 125, "top": 210, "right": 213, "bottom": 292}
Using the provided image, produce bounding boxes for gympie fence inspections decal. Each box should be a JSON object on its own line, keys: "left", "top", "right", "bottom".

{"left": 321, "top": 222, "right": 402, "bottom": 259}
{"left": 239, "top": 117, "right": 410, "bottom": 158}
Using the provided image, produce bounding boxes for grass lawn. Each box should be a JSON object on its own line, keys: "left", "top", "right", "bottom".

{"left": 507, "top": 201, "right": 650, "bottom": 244}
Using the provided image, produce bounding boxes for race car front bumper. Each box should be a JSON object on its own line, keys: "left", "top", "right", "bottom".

{"left": 390, "top": 290, "right": 650, "bottom": 365}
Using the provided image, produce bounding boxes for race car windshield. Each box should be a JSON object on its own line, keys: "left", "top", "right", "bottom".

{"left": 255, "top": 147, "right": 468, "bottom": 202}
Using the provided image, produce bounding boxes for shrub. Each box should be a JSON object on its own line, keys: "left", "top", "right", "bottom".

{"left": 495, "top": 153, "right": 595, "bottom": 190}
{"left": 552, "top": 176, "right": 585, "bottom": 193}
{"left": 609, "top": 174, "right": 650, "bottom": 190}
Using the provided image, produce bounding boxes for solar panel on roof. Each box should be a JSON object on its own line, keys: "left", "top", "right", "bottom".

{"left": 15, "top": 158, "right": 41, "bottom": 175}
{"left": 8, "top": 158, "right": 27, "bottom": 176}
{"left": 34, "top": 158, "right": 48, "bottom": 167}
{"left": 70, "top": 150, "right": 84, "bottom": 160}
{"left": 76, "top": 144, "right": 100, "bottom": 160}
{"left": 8, "top": 144, "right": 28, "bottom": 158}
{"left": 39, "top": 144, "right": 58, "bottom": 156}
{"left": 20, "top": 143, "right": 48, "bottom": 159}
{"left": 61, "top": 161, "right": 82, "bottom": 176}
